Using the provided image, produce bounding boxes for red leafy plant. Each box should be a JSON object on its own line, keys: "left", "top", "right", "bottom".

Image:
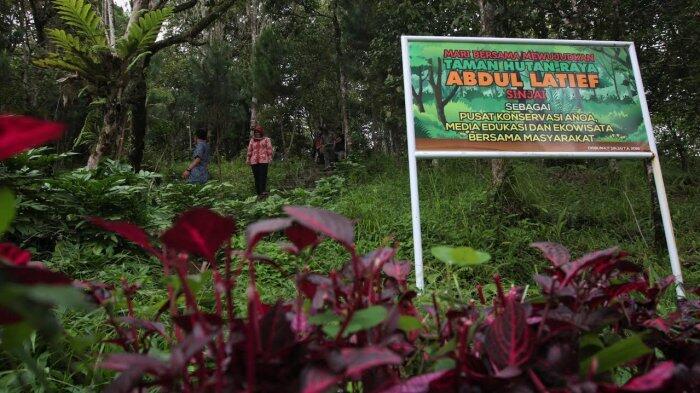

{"left": 89, "top": 205, "right": 418, "bottom": 393}
{"left": 0, "top": 116, "right": 86, "bottom": 334}
{"left": 89, "top": 207, "right": 699, "bottom": 393}
{"left": 396, "top": 243, "right": 699, "bottom": 392}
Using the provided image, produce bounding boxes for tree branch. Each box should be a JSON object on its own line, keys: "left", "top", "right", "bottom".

{"left": 148, "top": 0, "right": 238, "bottom": 54}
{"left": 172, "top": 0, "right": 200, "bottom": 13}
{"left": 442, "top": 86, "right": 459, "bottom": 105}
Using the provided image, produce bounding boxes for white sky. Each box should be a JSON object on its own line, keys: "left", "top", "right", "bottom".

{"left": 115, "top": 0, "right": 130, "bottom": 11}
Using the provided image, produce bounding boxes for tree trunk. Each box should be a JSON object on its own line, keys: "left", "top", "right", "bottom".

{"left": 129, "top": 67, "right": 148, "bottom": 171}
{"left": 411, "top": 72, "right": 426, "bottom": 112}
{"left": 103, "top": 0, "right": 116, "bottom": 47}
{"left": 27, "top": 0, "right": 49, "bottom": 47}
{"left": 88, "top": 91, "right": 125, "bottom": 169}
{"left": 248, "top": 0, "right": 259, "bottom": 131}
{"left": 332, "top": 0, "right": 350, "bottom": 155}
{"left": 426, "top": 58, "right": 458, "bottom": 127}
{"left": 125, "top": 0, "right": 143, "bottom": 36}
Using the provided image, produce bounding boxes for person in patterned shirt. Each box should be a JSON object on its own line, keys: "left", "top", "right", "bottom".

{"left": 246, "top": 124, "right": 273, "bottom": 198}
{"left": 182, "top": 127, "right": 210, "bottom": 184}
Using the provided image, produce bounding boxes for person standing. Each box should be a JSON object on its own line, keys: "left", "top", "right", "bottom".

{"left": 182, "top": 127, "right": 210, "bottom": 184}
{"left": 246, "top": 124, "right": 273, "bottom": 198}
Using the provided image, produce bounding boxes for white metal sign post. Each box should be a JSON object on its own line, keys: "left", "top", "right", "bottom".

{"left": 400, "top": 36, "right": 685, "bottom": 297}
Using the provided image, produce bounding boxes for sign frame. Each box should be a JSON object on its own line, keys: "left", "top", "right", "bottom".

{"left": 400, "top": 35, "right": 685, "bottom": 297}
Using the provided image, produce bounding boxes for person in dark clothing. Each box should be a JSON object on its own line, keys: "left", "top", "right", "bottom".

{"left": 246, "top": 124, "right": 273, "bottom": 198}
{"left": 182, "top": 127, "right": 210, "bottom": 184}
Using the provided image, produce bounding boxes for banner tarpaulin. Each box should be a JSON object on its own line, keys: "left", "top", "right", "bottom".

{"left": 407, "top": 40, "right": 650, "bottom": 153}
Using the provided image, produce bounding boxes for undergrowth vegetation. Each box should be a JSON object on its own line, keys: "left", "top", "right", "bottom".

{"left": 1, "top": 117, "right": 698, "bottom": 391}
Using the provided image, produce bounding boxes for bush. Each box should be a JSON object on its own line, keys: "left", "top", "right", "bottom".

{"left": 2, "top": 116, "right": 698, "bottom": 392}
{"left": 77, "top": 206, "right": 699, "bottom": 392}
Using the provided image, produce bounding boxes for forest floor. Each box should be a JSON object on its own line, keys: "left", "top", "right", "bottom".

{"left": 152, "top": 155, "right": 698, "bottom": 304}
{"left": 4, "top": 152, "right": 697, "bottom": 391}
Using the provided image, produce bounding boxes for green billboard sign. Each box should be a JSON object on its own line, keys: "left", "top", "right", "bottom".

{"left": 406, "top": 39, "right": 650, "bottom": 152}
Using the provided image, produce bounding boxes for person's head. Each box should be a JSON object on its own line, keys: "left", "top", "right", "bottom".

{"left": 251, "top": 124, "right": 264, "bottom": 139}
{"left": 195, "top": 127, "right": 208, "bottom": 141}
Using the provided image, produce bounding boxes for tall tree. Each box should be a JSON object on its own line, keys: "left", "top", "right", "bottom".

{"left": 36, "top": 0, "right": 238, "bottom": 170}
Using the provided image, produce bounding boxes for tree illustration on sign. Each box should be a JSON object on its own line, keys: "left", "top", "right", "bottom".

{"left": 411, "top": 65, "right": 428, "bottom": 112}
{"left": 427, "top": 58, "right": 459, "bottom": 126}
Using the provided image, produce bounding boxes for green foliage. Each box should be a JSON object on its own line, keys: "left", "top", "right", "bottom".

{"left": 0, "top": 188, "right": 15, "bottom": 235}
{"left": 116, "top": 7, "right": 173, "bottom": 59}
{"left": 252, "top": 26, "right": 287, "bottom": 105}
{"left": 52, "top": 0, "right": 106, "bottom": 46}
{"left": 580, "top": 334, "right": 652, "bottom": 375}
{"left": 431, "top": 246, "right": 491, "bottom": 266}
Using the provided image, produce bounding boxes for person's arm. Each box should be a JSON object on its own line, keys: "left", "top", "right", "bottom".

{"left": 265, "top": 138, "right": 273, "bottom": 162}
{"left": 246, "top": 139, "right": 254, "bottom": 165}
{"left": 182, "top": 157, "right": 201, "bottom": 179}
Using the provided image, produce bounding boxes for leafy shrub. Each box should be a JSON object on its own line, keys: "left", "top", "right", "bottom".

{"left": 2, "top": 116, "right": 699, "bottom": 392}
{"left": 84, "top": 206, "right": 699, "bottom": 392}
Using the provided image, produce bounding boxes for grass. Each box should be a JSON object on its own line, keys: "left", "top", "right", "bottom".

{"left": 156, "top": 154, "right": 696, "bottom": 306}
{"left": 4, "top": 153, "right": 697, "bottom": 392}
{"left": 330, "top": 156, "right": 697, "bottom": 293}
{"left": 39, "top": 153, "right": 698, "bottom": 304}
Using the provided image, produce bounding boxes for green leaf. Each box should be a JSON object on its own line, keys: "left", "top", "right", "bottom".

{"left": 579, "top": 333, "right": 605, "bottom": 350}
{"left": 433, "top": 338, "right": 456, "bottom": 357}
{"left": 0, "top": 322, "right": 34, "bottom": 351}
{"left": 345, "top": 305, "right": 387, "bottom": 336}
{"left": 322, "top": 323, "right": 340, "bottom": 338}
{"left": 25, "top": 285, "right": 91, "bottom": 310}
{"left": 52, "top": 0, "right": 106, "bottom": 46}
{"left": 117, "top": 7, "right": 172, "bottom": 58}
{"left": 0, "top": 188, "right": 16, "bottom": 235}
{"left": 308, "top": 310, "right": 341, "bottom": 325}
{"left": 580, "top": 334, "right": 651, "bottom": 375}
{"left": 397, "top": 315, "right": 422, "bottom": 333}
{"left": 432, "top": 357, "right": 456, "bottom": 371}
{"left": 431, "top": 246, "right": 491, "bottom": 266}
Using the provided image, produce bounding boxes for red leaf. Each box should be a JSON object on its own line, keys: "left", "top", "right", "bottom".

{"left": 0, "top": 307, "right": 23, "bottom": 325}
{"left": 379, "top": 370, "right": 448, "bottom": 393}
{"left": 484, "top": 294, "right": 533, "bottom": 368}
{"left": 259, "top": 303, "right": 296, "bottom": 359}
{"left": 297, "top": 273, "right": 334, "bottom": 310}
{"left": 605, "top": 280, "right": 648, "bottom": 298}
{"left": 563, "top": 247, "right": 620, "bottom": 285}
{"left": 170, "top": 330, "right": 216, "bottom": 370}
{"left": 283, "top": 206, "right": 354, "bottom": 249}
{"left": 327, "top": 347, "right": 402, "bottom": 376}
{"left": 362, "top": 247, "right": 396, "bottom": 272}
{"left": 89, "top": 218, "right": 156, "bottom": 254}
{"left": 642, "top": 317, "right": 671, "bottom": 334}
{"left": 1, "top": 265, "right": 72, "bottom": 285}
{"left": 160, "top": 208, "right": 235, "bottom": 261}
{"left": 0, "top": 243, "right": 31, "bottom": 266}
{"left": 171, "top": 313, "right": 223, "bottom": 333}
{"left": 284, "top": 222, "right": 319, "bottom": 253}
{"left": 531, "top": 242, "right": 571, "bottom": 267}
{"left": 245, "top": 217, "right": 292, "bottom": 251}
{"left": 621, "top": 361, "right": 675, "bottom": 391}
{"left": 383, "top": 261, "right": 411, "bottom": 282}
{"left": 300, "top": 366, "right": 340, "bottom": 393}
{"left": 0, "top": 115, "right": 65, "bottom": 160}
